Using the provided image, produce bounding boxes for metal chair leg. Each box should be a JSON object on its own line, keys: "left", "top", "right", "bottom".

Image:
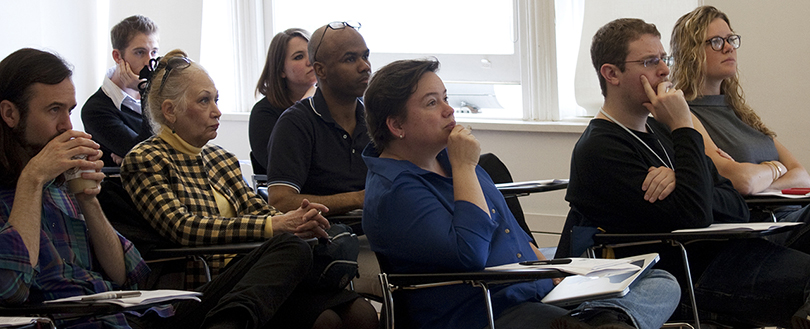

{"left": 192, "top": 255, "right": 212, "bottom": 282}
{"left": 671, "top": 240, "right": 700, "bottom": 329}
{"left": 586, "top": 247, "right": 597, "bottom": 258}
{"left": 378, "top": 273, "right": 395, "bottom": 329}
{"left": 473, "top": 281, "right": 497, "bottom": 329}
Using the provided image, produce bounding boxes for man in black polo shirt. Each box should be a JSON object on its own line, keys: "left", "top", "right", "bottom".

{"left": 265, "top": 21, "right": 370, "bottom": 214}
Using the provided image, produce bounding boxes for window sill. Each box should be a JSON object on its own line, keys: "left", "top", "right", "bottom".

{"left": 457, "top": 117, "right": 588, "bottom": 134}
{"left": 222, "top": 112, "right": 590, "bottom": 134}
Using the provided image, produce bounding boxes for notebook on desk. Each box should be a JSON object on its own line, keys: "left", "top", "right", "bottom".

{"left": 540, "top": 253, "right": 659, "bottom": 307}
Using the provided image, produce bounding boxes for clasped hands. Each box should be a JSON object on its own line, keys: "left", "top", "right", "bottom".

{"left": 274, "top": 199, "right": 331, "bottom": 239}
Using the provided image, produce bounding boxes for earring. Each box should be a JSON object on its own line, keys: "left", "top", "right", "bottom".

{"left": 399, "top": 134, "right": 404, "bottom": 139}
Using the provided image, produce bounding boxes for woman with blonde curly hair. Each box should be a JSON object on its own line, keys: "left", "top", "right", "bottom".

{"left": 670, "top": 5, "right": 810, "bottom": 255}
{"left": 670, "top": 5, "right": 810, "bottom": 196}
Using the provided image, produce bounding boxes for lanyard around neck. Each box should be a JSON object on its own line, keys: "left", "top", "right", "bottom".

{"left": 599, "top": 109, "right": 674, "bottom": 170}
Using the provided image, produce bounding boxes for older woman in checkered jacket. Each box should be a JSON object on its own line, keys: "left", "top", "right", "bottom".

{"left": 120, "top": 49, "right": 377, "bottom": 329}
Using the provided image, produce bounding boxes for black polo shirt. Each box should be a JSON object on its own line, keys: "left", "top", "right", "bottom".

{"left": 266, "top": 89, "right": 369, "bottom": 195}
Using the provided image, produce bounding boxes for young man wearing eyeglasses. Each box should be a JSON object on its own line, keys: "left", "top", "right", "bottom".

{"left": 265, "top": 21, "right": 371, "bottom": 215}
{"left": 557, "top": 18, "right": 810, "bottom": 327}
{"left": 81, "top": 15, "right": 159, "bottom": 167}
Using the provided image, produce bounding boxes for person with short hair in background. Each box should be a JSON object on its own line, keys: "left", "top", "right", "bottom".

{"left": 265, "top": 21, "right": 370, "bottom": 215}
{"left": 82, "top": 15, "right": 159, "bottom": 166}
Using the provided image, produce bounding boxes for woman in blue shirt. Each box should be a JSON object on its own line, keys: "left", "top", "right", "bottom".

{"left": 361, "top": 58, "right": 680, "bottom": 329}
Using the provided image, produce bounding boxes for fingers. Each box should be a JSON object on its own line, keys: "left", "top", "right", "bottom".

{"left": 303, "top": 207, "right": 330, "bottom": 229}
{"left": 641, "top": 75, "right": 657, "bottom": 102}
{"left": 447, "top": 125, "right": 481, "bottom": 167}
{"left": 300, "top": 199, "right": 329, "bottom": 214}
{"left": 295, "top": 225, "right": 328, "bottom": 239}
{"left": 295, "top": 219, "right": 329, "bottom": 239}
{"left": 642, "top": 167, "right": 676, "bottom": 203}
{"left": 86, "top": 149, "right": 103, "bottom": 163}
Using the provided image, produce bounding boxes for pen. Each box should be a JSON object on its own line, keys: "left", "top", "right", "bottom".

{"left": 81, "top": 291, "right": 141, "bottom": 301}
{"left": 519, "top": 258, "right": 572, "bottom": 266}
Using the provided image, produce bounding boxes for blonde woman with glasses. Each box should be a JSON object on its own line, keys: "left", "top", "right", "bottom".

{"left": 670, "top": 6, "right": 810, "bottom": 256}
{"left": 670, "top": 6, "right": 810, "bottom": 196}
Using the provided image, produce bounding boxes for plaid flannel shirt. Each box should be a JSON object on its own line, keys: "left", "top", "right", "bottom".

{"left": 121, "top": 136, "right": 279, "bottom": 287}
{"left": 0, "top": 183, "right": 149, "bottom": 329}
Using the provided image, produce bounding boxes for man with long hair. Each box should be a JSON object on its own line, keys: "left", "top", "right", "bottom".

{"left": 0, "top": 47, "right": 149, "bottom": 328}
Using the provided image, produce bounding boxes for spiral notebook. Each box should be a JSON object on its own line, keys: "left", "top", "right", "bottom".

{"left": 540, "top": 253, "right": 659, "bottom": 307}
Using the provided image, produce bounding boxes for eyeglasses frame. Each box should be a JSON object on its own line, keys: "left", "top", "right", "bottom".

{"left": 705, "top": 34, "right": 741, "bottom": 52}
{"left": 311, "top": 21, "right": 362, "bottom": 63}
{"left": 620, "top": 55, "right": 674, "bottom": 68}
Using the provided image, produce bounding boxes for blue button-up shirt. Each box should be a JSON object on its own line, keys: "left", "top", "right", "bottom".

{"left": 362, "top": 145, "right": 553, "bottom": 329}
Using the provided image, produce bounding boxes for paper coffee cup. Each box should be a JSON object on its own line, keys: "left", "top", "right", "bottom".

{"left": 64, "top": 154, "right": 96, "bottom": 194}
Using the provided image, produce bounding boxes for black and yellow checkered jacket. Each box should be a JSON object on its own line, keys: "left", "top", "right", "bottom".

{"left": 121, "top": 136, "right": 279, "bottom": 287}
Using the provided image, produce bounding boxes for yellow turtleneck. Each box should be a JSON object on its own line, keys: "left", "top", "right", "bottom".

{"left": 158, "top": 126, "right": 274, "bottom": 237}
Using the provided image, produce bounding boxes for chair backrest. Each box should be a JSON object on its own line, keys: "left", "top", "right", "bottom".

{"left": 250, "top": 151, "right": 267, "bottom": 175}
{"left": 97, "top": 173, "right": 176, "bottom": 255}
{"left": 477, "top": 153, "right": 537, "bottom": 245}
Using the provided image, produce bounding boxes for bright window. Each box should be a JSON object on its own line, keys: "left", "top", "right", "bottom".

{"left": 203, "top": 0, "right": 701, "bottom": 123}
{"left": 272, "top": 0, "right": 523, "bottom": 120}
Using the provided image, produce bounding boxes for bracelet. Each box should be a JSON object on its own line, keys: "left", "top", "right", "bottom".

{"left": 764, "top": 161, "right": 778, "bottom": 181}
{"left": 775, "top": 162, "right": 784, "bottom": 178}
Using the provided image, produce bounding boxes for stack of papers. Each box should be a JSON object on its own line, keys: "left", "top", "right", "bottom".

{"left": 0, "top": 317, "right": 51, "bottom": 328}
{"left": 671, "top": 222, "right": 802, "bottom": 233}
{"left": 541, "top": 253, "right": 659, "bottom": 306}
{"left": 486, "top": 257, "right": 641, "bottom": 276}
{"left": 44, "top": 290, "right": 201, "bottom": 307}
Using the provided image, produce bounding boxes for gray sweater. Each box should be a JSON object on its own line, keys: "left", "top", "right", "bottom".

{"left": 688, "top": 95, "right": 777, "bottom": 164}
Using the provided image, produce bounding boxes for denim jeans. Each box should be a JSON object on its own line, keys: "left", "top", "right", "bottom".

{"left": 489, "top": 269, "right": 680, "bottom": 329}
{"left": 693, "top": 238, "right": 810, "bottom": 328}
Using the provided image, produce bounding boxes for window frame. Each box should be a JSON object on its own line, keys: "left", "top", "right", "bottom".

{"left": 219, "top": 0, "right": 567, "bottom": 126}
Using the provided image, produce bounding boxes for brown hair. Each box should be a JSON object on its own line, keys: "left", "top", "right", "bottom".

{"left": 670, "top": 6, "right": 774, "bottom": 137}
{"left": 364, "top": 58, "right": 440, "bottom": 152}
{"left": 255, "top": 28, "right": 311, "bottom": 109}
{"left": 0, "top": 48, "right": 73, "bottom": 187}
{"left": 591, "top": 18, "right": 660, "bottom": 97}
{"left": 111, "top": 15, "right": 159, "bottom": 51}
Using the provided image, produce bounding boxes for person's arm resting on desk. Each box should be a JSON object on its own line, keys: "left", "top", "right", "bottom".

{"left": 267, "top": 185, "right": 363, "bottom": 215}
{"left": 691, "top": 115, "right": 810, "bottom": 195}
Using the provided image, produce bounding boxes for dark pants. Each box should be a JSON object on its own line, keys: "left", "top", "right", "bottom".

{"left": 128, "top": 233, "right": 313, "bottom": 329}
{"left": 769, "top": 205, "right": 810, "bottom": 254}
{"left": 692, "top": 238, "right": 810, "bottom": 328}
